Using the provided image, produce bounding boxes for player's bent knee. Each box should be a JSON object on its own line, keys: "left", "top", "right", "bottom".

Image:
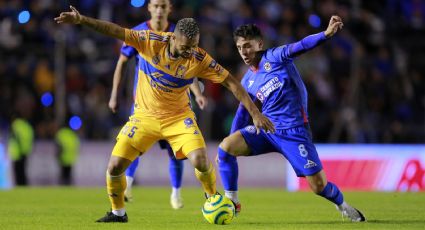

{"left": 187, "top": 149, "right": 209, "bottom": 171}
{"left": 219, "top": 133, "right": 250, "bottom": 157}
{"left": 107, "top": 156, "right": 131, "bottom": 176}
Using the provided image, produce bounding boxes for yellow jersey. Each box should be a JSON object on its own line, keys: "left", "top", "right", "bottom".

{"left": 124, "top": 29, "right": 229, "bottom": 118}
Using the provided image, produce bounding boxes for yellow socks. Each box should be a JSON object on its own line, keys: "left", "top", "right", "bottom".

{"left": 195, "top": 163, "right": 216, "bottom": 196}
{"left": 106, "top": 171, "right": 126, "bottom": 210}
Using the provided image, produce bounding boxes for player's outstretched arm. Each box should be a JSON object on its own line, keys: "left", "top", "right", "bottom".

{"left": 54, "top": 6, "right": 125, "bottom": 41}
{"left": 221, "top": 74, "right": 275, "bottom": 134}
{"left": 189, "top": 78, "right": 208, "bottom": 110}
{"left": 284, "top": 15, "right": 343, "bottom": 58}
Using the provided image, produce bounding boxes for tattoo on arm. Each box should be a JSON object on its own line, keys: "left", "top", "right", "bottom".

{"left": 81, "top": 16, "right": 125, "bottom": 40}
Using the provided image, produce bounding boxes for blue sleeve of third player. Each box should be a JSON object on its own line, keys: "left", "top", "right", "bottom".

{"left": 120, "top": 42, "right": 138, "bottom": 58}
{"left": 230, "top": 103, "right": 252, "bottom": 133}
{"left": 269, "top": 31, "right": 327, "bottom": 61}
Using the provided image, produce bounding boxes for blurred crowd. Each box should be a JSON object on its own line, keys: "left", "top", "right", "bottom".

{"left": 0, "top": 0, "right": 424, "bottom": 143}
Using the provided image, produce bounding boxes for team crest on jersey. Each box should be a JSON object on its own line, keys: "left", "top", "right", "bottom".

{"left": 264, "top": 62, "right": 271, "bottom": 72}
{"left": 152, "top": 54, "right": 160, "bottom": 65}
{"left": 244, "top": 125, "right": 256, "bottom": 134}
{"left": 138, "top": 31, "right": 147, "bottom": 40}
{"left": 209, "top": 60, "right": 217, "bottom": 68}
{"left": 184, "top": 118, "right": 194, "bottom": 128}
{"left": 175, "top": 65, "right": 187, "bottom": 78}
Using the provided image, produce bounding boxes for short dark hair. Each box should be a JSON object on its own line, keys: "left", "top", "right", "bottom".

{"left": 175, "top": 18, "right": 200, "bottom": 39}
{"left": 233, "top": 24, "right": 263, "bottom": 42}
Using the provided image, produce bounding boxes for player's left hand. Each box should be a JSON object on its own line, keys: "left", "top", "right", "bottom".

{"left": 195, "top": 95, "right": 208, "bottom": 110}
{"left": 252, "top": 113, "right": 275, "bottom": 134}
{"left": 324, "top": 15, "right": 343, "bottom": 38}
{"left": 54, "top": 5, "right": 82, "bottom": 24}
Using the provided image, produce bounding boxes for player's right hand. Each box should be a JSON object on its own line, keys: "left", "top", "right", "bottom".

{"left": 324, "top": 15, "right": 343, "bottom": 38}
{"left": 54, "top": 5, "right": 82, "bottom": 24}
{"left": 109, "top": 97, "right": 118, "bottom": 113}
{"left": 252, "top": 113, "right": 275, "bottom": 134}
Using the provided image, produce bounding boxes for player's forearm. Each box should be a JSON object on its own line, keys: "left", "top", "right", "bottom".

{"left": 189, "top": 78, "right": 203, "bottom": 98}
{"left": 222, "top": 75, "right": 262, "bottom": 119}
{"left": 80, "top": 15, "right": 125, "bottom": 41}
{"left": 288, "top": 32, "right": 327, "bottom": 57}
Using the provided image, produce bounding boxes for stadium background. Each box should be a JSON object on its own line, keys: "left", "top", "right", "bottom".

{"left": 0, "top": 0, "right": 424, "bottom": 190}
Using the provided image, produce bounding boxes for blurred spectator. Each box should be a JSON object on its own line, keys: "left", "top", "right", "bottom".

{"left": 55, "top": 125, "right": 80, "bottom": 185}
{"left": 0, "top": 0, "right": 423, "bottom": 143}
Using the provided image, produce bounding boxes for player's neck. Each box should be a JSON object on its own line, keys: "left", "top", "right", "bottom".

{"left": 168, "top": 41, "right": 179, "bottom": 59}
{"left": 249, "top": 54, "right": 262, "bottom": 71}
{"left": 149, "top": 19, "right": 168, "bottom": 32}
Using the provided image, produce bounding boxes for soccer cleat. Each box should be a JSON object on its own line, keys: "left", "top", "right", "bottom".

{"left": 124, "top": 188, "right": 133, "bottom": 203}
{"left": 336, "top": 202, "right": 366, "bottom": 222}
{"left": 95, "top": 211, "right": 128, "bottom": 223}
{"left": 170, "top": 195, "right": 184, "bottom": 209}
{"left": 234, "top": 202, "right": 241, "bottom": 215}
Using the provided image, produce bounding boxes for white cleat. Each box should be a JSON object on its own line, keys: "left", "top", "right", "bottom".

{"left": 170, "top": 195, "right": 184, "bottom": 210}
{"left": 336, "top": 202, "right": 366, "bottom": 222}
{"left": 124, "top": 188, "right": 133, "bottom": 203}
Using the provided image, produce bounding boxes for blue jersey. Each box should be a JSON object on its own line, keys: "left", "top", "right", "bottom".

{"left": 232, "top": 32, "right": 327, "bottom": 131}
{"left": 120, "top": 21, "right": 176, "bottom": 98}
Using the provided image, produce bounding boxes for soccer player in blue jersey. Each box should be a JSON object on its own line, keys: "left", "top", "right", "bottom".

{"left": 217, "top": 16, "right": 366, "bottom": 222}
{"left": 109, "top": 0, "right": 207, "bottom": 209}
{"left": 55, "top": 6, "right": 275, "bottom": 223}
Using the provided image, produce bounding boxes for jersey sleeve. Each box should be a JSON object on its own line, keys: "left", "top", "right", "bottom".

{"left": 268, "top": 32, "right": 327, "bottom": 61}
{"left": 124, "top": 29, "right": 149, "bottom": 53}
{"left": 120, "top": 42, "right": 137, "bottom": 58}
{"left": 196, "top": 52, "right": 229, "bottom": 83}
{"left": 230, "top": 103, "right": 252, "bottom": 133}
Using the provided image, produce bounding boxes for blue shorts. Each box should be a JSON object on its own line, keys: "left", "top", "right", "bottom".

{"left": 239, "top": 124, "right": 322, "bottom": 177}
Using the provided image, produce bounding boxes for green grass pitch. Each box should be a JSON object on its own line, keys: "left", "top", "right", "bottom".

{"left": 1, "top": 187, "right": 424, "bottom": 229}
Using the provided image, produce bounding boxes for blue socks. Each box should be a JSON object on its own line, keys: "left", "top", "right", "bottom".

{"left": 218, "top": 147, "right": 238, "bottom": 191}
{"left": 169, "top": 156, "right": 183, "bottom": 188}
{"left": 318, "top": 182, "right": 344, "bottom": 205}
{"left": 125, "top": 157, "right": 140, "bottom": 177}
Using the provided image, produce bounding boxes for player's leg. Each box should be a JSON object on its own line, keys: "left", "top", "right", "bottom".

{"left": 163, "top": 141, "right": 184, "bottom": 209}
{"left": 97, "top": 117, "right": 158, "bottom": 223}
{"left": 306, "top": 170, "right": 366, "bottom": 222}
{"left": 218, "top": 126, "right": 277, "bottom": 213}
{"left": 186, "top": 147, "right": 217, "bottom": 196}
{"left": 280, "top": 125, "right": 366, "bottom": 222}
{"left": 163, "top": 114, "right": 216, "bottom": 197}
{"left": 123, "top": 157, "right": 139, "bottom": 202}
{"left": 217, "top": 131, "right": 250, "bottom": 211}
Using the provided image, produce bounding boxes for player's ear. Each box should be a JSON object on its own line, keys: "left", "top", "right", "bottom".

{"left": 258, "top": 39, "right": 264, "bottom": 50}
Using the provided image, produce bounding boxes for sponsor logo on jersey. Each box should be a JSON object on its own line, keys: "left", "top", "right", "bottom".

{"left": 304, "top": 160, "right": 317, "bottom": 169}
{"left": 256, "top": 92, "right": 264, "bottom": 102}
{"left": 264, "top": 62, "right": 271, "bottom": 71}
{"left": 209, "top": 60, "right": 217, "bottom": 68}
{"left": 256, "top": 77, "right": 282, "bottom": 102}
{"left": 248, "top": 80, "right": 254, "bottom": 88}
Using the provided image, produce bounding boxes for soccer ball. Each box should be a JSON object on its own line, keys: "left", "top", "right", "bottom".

{"left": 202, "top": 194, "right": 235, "bottom": 225}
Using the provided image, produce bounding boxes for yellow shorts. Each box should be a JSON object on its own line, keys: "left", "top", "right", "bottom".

{"left": 111, "top": 112, "right": 205, "bottom": 161}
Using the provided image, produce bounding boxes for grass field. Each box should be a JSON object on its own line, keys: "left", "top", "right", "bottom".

{"left": 1, "top": 187, "right": 424, "bottom": 229}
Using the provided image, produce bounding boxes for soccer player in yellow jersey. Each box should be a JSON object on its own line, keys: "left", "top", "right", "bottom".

{"left": 109, "top": 0, "right": 207, "bottom": 209}
{"left": 55, "top": 6, "right": 275, "bottom": 223}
